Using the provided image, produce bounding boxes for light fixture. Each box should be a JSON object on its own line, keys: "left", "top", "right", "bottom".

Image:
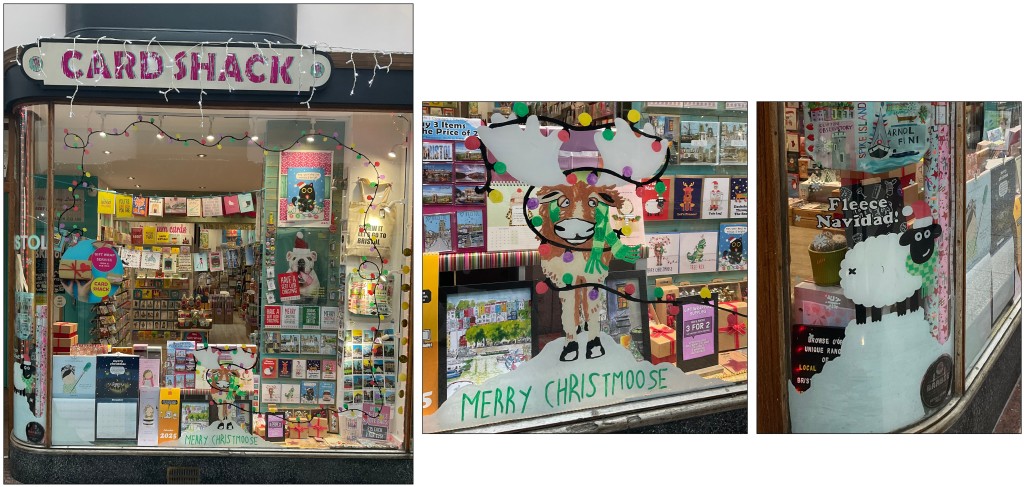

{"left": 206, "top": 134, "right": 216, "bottom": 142}
{"left": 251, "top": 135, "right": 259, "bottom": 142}
{"left": 103, "top": 150, "right": 111, "bottom": 155}
{"left": 206, "top": 118, "right": 216, "bottom": 141}
{"left": 387, "top": 143, "right": 401, "bottom": 158}
{"left": 306, "top": 135, "right": 315, "bottom": 142}
{"left": 307, "top": 119, "right": 317, "bottom": 142}
{"left": 156, "top": 133, "right": 164, "bottom": 140}
{"left": 127, "top": 176, "right": 135, "bottom": 180}
{"left": 135, "top": 184, "right": 140, "bottom": 188}
{"left": 199, "top": 186, "right": 207, "bottom": 189}
{"left": 99, "top": 132, "right": 107, "bottom": 138}
{"left": 197, "top": 154, "right": 207, "bottom": 158}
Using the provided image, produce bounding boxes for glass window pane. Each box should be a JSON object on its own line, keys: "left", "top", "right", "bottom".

{"left": 964, "top": 102, "right": 1022, "bottom": 372}
{"left": 784, "top": 102, "right": 955, "bottom": 432}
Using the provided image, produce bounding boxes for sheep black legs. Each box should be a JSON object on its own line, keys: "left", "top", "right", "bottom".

{"left": 870, "top": 307, "right": 882, "bottom": 322}
{"left": 854, "top": 304, "right": 889, "bottom": 324}
{"left": 856, "top": 304, "right": 867, "bottom": 324}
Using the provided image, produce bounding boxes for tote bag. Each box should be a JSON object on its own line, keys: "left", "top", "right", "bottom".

{"left": 347, "top": 179, "right": 395, "bottom": 257}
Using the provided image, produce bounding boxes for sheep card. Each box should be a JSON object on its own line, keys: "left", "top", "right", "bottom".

{"left": 678, "top": 231, "right": 719, "bottom": 274}
{"left": 278, "top": 150, "right": 333, "bottom": 227}
{"left": 673, "top": 177, "right": 703, "bottom": 219}
{"left": 611, "top": 184, "right": 646, "bottom": 246}
{"left": 717, "top": 223, "right": 748, "bottom": 271}
{"left": 638, "top": 178, "right": 671, "bottom": 221}
{"left": 729, "top": 178, "right": 748, "bottom": 218}
{"left": 645, "top": 233, "right": 680, "bottom": 276}
{"left": 700, "top": 177, "right": 730, "bottom": 219}
{"left": 965, "top": 170, "right": 992, "bottom": 269}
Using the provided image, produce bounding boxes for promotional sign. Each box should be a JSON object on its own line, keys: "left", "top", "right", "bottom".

{"left": 677, "top": 301, "right": 718, "bottom": 371}
{"left": 157, "top": 388, "right": 182, "bottom": 444}
{"left": 422, "top": 117, "right": 481, "bottom": 140}
{"left": 22, "top": 39, "right": 331, "bottom": 92}
{"left": 361, "top": 404, "right": 390, "bottom": 441}
{"left": 128, "top": 222, "right": 194, "bottom": 246}
{"left": 58, "top": 239, "right": 125, "bottom": 303}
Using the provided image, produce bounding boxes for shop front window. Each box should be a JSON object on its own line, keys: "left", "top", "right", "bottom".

{"left": 783, "top": 102, "right": 956, "bottom": 432}
{"left": 422, "top": 102, "right": 748, "bottom": 432}
{"left": 11, "top": 104, "right": 52, "bottom": 445}
{"left": 963, "top": 102, "right": 1022, "bottom": 373}
{"left": 15, "top": 102, "right": 412, "bottom": 450}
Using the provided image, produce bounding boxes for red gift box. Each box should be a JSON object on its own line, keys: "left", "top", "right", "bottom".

{"left": 649, "top": 323, "right": 676, "bottom": 365}
{"left": 717, "top": 301, "right": 748, "bottom": 352}
{"left": 309, "top": 417, "right": 328, "bottom": 438}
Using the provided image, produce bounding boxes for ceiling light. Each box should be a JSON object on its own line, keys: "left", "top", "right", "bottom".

{"left": 99, "top": 132, "right": 107, "bottom": 138}
{"left": 306, "top": 135, "right": 315, "bottom": 142}
{"left": 206, "top": 135, "right": 215, "bottom": 142}
{"left": 251, "top": 136, "right": 259, "bottom": 141}
{"left": 135, "top": 184, "right": 140, "bottom": 188}
{"left": 387, "top": 150, "right": 397, "bottom": 158}
{"left": 199, "top": 186, "right": 207, "bottom": 189}
{"left": 103, "top": 150, "right": 111, "bottom": 155}
{"left": 127, "top": 176, "right": 135, "bottom": 180}
{"left": 156, "top": 133, "right": 164, "bottom": 140}
{"left": 197, "top": 154, "right": 207, "bottom": 158}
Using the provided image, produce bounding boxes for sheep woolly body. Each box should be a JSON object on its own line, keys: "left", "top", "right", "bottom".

{"left": 839, "top": 233, "right": 922, "bottom": 309}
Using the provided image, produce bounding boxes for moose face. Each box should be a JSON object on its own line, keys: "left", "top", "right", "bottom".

{"left": 536, "top": 182, "right": 623, "bottom": 247}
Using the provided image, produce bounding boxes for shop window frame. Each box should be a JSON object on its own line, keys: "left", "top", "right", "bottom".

{"left": 756, "top": 101, "right": 1022, "bottom": 433}
{"left": 4, "top": 100, "right": 415, "bottom": 454}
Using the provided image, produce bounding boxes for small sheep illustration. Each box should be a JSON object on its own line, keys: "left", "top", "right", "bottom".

{"left": 839, "top": 202, "right": 941, "bottom": 324}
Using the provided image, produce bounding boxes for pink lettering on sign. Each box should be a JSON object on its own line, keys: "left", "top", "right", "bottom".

{"left": 219, "top": 53, "right": 243, "bottom": 82}
{"left": 173, "top": 51, "right": 188, "bottom": 81}
{"left": 61, "top": 50, "right": 83, "bottom": 79}
{"left": 190, "top": 52, "right": 216, "bottom": 82}
{"left": 270, "top": 56, "right": 293, "bottom": 84}
{"left": 278, "top": 272, "right": 300, "bottom": 301}
{"left": 140, "top": 52, "right": 163, "bottom": 79}
{"left": 90, "top": 247, "right": 118, "bottom": 272}
{"left": 246, "top": 54, "right": 266, "bottom": 83}
{"left": 86, "top": 51, "right": 112, "bottom": 79}
{"left": 114, "top": 51, "right": 137, "bottom": 79}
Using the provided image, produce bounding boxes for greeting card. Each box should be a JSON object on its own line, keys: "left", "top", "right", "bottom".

{"left": 278, "top": 150, "right": 333, "bottom": 227}
{"left": 679, "top": 231, "right": 719, "bottom": 274}
{"left": 674, "top": 177, "right": 703, "bottom": 219}
{"left": 717, "top": 223, "right": 748, "bottom": 271}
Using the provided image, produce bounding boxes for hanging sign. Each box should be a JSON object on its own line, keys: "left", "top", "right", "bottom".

{"left": 21, "top": 39, "right": 332, "bottom": 92}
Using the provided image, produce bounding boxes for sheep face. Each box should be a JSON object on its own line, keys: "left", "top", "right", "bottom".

{"left": 839, "top": 233, "right": 922, "bottom": 309}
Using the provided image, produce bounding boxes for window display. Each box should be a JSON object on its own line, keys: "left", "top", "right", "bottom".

{"left": 422, "top": 102, "right": 749, "bottom": 432}
{"left": 8, "top": 103, "right": 412, "bottom": 450}
{"left": 764, "top": 101, "right": 1021, "bottom": 433}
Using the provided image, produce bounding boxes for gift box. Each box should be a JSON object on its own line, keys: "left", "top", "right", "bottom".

{"left": 649, "top": 323, "right": 676, "bottom": 365}
{"left": 54, "top": 322, "right": 78, "bottom": 335}
{"left": 59, "top": 260, "right": 93, "bottom": 280}
{"left": 309, "top": 417, "right": 329, "bottom": 438}
{"left": 717, "top": 301, "right": 748, "bottom": 352}
{"left": 792, "top": 281, "right": 857, "bottom": 328}
{"left": 288, "top": 421, "right": 310, "bottom": 440}
{"left": 653, "top": 278, "right": 679, "bottom": 329}
{"left": 55, "top": 336, "right": 79, "bottom": 348}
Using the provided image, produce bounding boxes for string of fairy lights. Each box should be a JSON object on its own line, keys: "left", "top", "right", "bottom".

{"left": 471, "top": 102, "right": 747, "bottom": 318}
{"left": 55, "top": 117, "right": 396, "bottom": 423}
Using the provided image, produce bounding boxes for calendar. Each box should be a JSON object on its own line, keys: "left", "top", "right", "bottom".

{"left": 486, "top": 183, "right": 539, "bottom": 252}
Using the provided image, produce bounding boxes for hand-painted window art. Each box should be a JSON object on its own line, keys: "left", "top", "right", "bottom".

{"left": 425, "top": 104, "right": 734, "bottom": 431}
{"left": 803, "top": 102, "right": 931, "bottom": 174}
{"left": 58, "top": 239, "right": 125, "bottom": 303}
{"left": 789, "top": 105, "right": 953, "bottom": 433}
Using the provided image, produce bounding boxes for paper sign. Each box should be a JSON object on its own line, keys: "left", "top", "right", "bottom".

{"left": 97, "top": 192, "right": 116, "bottom": 215}
{"left": 115, "top": 194, "right": 133, "bottom": 218}
{"left": 157, "top": 388, "right": 182, "bottom": 444}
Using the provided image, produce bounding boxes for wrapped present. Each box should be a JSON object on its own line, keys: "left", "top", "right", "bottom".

{"left": 288, "top": 421, "right": 310, "bottom": 440}
{"left": 59, "top": 260, "right": 93, "bottom": 280}
{"left": 54, "top": 322, "right": 78, "bottom": 335}
{"left": 717, "top": 301, "right": 748, "bottom": 352}
{"left": 653, "top": 278, "right": 678, "bottom": 329}
{"left": 55, "top": 336, "right": 79, "bottom": 348}
{"left": 649, "top": 323, "right": 676, "bottom": 365}
{"left": 309, "top": 417, "right": 328, "bottom": 438}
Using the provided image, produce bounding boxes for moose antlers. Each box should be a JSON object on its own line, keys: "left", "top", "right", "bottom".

{"left": 477, "top": 114, "right": 668, "bottom": 187}
{"left": 593, "top": 118, "right": 666, "bottom": 184}
{"left": 476, "top": 114, "right": 566, "bottom": 187}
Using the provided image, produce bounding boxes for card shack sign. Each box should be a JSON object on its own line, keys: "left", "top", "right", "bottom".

{"left": 20, "top": 39, "right": 332, "bottom": 92}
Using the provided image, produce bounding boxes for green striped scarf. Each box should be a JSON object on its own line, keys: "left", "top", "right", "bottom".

{"left": 547, "top": 202, "right": 639, "bottom": 274}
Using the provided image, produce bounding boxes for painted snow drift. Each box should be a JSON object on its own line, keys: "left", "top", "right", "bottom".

{"left": 426, "top": 331, "right": 726, "bottom": 430}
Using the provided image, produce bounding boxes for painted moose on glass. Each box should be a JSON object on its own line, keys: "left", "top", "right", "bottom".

{"left": 478, "top": 115, "right": 666, "bottom": 362}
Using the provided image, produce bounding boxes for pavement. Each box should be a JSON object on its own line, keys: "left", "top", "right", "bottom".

{"left": 994, "top": 376, "right": 1022, "bottom": 433}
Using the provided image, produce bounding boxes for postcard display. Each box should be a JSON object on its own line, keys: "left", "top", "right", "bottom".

{"left": 259, "top": 143, "right": 408, "bottom": 447}
{"left": 423, "top": 104, "right": 749, "bottom": 433}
